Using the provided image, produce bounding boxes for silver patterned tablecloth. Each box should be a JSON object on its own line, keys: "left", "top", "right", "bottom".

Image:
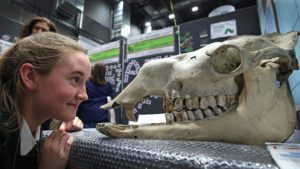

{"left": 40, "top": 129, "right": 300, "bottom": 169}
{"left": 42, "top": 129, "right": 300, "bottom": 169}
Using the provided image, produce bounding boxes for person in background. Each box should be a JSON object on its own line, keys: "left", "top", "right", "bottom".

{"left": 0, "top": 32, "right": 91, "bottom": 169}
{"left": 19, "top": 16, "right": 56, "bottom": 39}
{"left": 18, "top": 16, "right": 83, "bottom": 131}
{"left": 77, "top": 62, "right": 115, "bottom": 128}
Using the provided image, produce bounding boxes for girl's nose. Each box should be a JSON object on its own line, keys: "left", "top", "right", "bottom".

{"left": 78, "top": 88, "right": 88, "bottom": 101}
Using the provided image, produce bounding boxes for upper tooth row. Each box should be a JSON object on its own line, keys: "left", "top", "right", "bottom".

{"left": 165, "top": 95, "right": 237, "bottom": 112}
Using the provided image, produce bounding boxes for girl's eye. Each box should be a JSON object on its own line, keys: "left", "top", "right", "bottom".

{"left": 72, "top": 77, "right": 80, "bottom": 85}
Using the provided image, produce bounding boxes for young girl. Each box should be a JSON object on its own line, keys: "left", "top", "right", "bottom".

{"left": 0, "top": 32, "right": 91, "bottom": 169}
{"left": 18, "top": 16, "right": 83, "bottom": 131}
{"left": 77, "top": 62, "right": 115, "bottom": 128}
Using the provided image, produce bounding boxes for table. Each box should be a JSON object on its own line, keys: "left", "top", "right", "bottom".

{"left": 42, "top": 129, "right": 300, "bottom": 169}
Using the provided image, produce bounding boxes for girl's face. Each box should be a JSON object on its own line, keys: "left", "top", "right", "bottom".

{"left": 31, "top": 21, "right": 50, "bottom": 34}
{"left": 33, "top": 51, "right": 91, "bottom": 122}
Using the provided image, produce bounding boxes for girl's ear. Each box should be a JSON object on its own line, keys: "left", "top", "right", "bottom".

{"left": 19, "top": 63, "right": 38, "bottom": 91}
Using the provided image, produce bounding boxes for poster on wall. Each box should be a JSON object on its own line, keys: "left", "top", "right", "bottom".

{"left": 123, "top": 27, "right": 177, "bottom": 122}
{"left": 127, "top": 27, "right": 175, "bottom": 59}
{"left": 210, "top": 20, "right": 237, "bottom": 39}
{"left": 89, "top": 40, "right": 123, "bottom": 94}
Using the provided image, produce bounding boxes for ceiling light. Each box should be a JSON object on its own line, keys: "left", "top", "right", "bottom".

{"left": 145, "top": 21, "right": 151, "bottom": 27}
{"left": 168, "top": 14, "right": 174, "bottom": 19}
{"left": 192, "top": 6, "right": 198, "bottom": 12}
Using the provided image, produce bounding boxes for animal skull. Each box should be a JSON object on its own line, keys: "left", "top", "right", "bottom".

{"left": 97, "top": 32, "right": 299, "bottom": 145}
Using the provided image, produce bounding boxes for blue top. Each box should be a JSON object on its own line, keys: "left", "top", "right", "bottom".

{"left": 77, "top": 80, "right": 115, "bottom": 124}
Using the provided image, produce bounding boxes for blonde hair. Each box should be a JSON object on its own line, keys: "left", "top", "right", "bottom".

{"left": 0, "top": 32, "right": 85, "bottom": 132}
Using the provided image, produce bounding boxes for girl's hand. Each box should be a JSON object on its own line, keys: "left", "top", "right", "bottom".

{"left": 39, "top": 130, "right": 74, "bottom": 169}
{"left": 59, "top": 116, "right": 83, "bottom": 131}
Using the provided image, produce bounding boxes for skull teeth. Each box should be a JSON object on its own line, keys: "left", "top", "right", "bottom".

{"left": 164, "top": 94, "right": 237, "bottom": 123}
{"left": 192, "top": 96, "right": 200, "bottom": 109}
{"left": 193, "top": 109, "right": 204, "bottom": 120}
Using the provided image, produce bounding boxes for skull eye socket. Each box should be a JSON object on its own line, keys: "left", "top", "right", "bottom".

{"left": 211, "top": 47, "right": 241, "bottom": 74}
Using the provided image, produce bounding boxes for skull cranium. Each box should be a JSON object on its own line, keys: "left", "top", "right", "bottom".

{"left": 97, "top": 32, "right": 299, "bottom": 145}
